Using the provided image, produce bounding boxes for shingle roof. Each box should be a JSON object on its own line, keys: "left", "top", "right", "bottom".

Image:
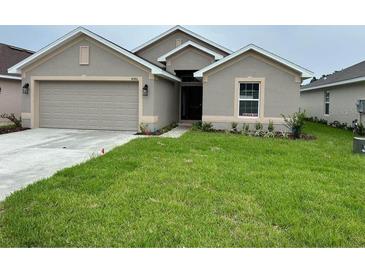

{"left": 0, "top": 43, "right": 33, "bottom": 76}
{"left": 301, "top": 60, "right": 365, "bottom": 91}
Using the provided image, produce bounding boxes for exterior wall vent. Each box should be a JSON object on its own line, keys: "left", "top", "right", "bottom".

{"left": 79, "top": 46, "right": 90, "bottom": 65}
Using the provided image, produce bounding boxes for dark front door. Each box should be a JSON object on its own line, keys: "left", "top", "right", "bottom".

{"left": 181, "top": 86, "right": 202, "bottom": 120}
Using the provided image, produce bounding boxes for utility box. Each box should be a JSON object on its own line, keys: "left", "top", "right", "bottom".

{"left": 356, "top": 100, "right": 365, "bottom": 113}
{"left": 353, "top": 137, "right": 365, "bottom": 154}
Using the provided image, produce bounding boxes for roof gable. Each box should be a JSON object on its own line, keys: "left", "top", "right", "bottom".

{"left": 157, "top": 41, "right": 223, "bottom": 63}
{"left": 194, "top": 44, "right": 313, "bottom": 79}
{"left": 8, "top": 27, "right": 180, "bottom": 82}
{"left": 132, "top": 25, "right": 232, "bottom": 55}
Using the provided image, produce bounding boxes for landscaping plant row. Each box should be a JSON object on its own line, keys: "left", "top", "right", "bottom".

{"left": 192, "top": 111, "right": 315, "bottom": 140}
{"left": 305, "top": 116, "right": 365, "bottom": 136}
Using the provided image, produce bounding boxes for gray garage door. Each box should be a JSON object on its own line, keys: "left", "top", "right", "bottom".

{"left": 39, "top": 81, "right": 138, "bottom": 131}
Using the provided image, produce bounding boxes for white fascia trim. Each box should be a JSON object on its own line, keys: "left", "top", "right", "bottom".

{"left": 157, "top": 41, "right": 224, "bottom": 62}
{"left": 194, "top": 44, "right": 314, "bottom": 79}
{"left": 8, "top": 27, "right": 180, "bottom": 82}
{"left": 300, "top": 76, "right": 365, "bottom": 91}
{"left": 132, "top": 25, "right": 233, "bottom": 54}
{"left": 0, "top": 74, "right": 21, "bottom": 80}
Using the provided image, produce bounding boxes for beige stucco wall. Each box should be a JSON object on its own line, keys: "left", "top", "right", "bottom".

{"left": 165, "top": 46, "right": 215, "bottom": 74}
{"left": 135, "top": 30, "right": 229, "bottom": 67}
{"left": 202, "top": 51, "right": 301, "bottom": 130}
{"left": 0, "top": 78, "right": 22, "bottom": 125}
{"left": 20, "top": 34, "right": 178, "bottom": 130}
{"left": 152, "top": 77, "right": 179, "bottom": 130}
{"left": 300, "top": 82, "right": 365, "bottom": 125}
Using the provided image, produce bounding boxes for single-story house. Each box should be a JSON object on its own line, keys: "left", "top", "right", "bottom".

{"left": 0, "top": 43, "right": 33, "bottom": 125}
{"left": 8, "top": 26, "right": 313, "bottom": 132}
{"left": 301, "top": 60, "right": 365, "bottom": 125}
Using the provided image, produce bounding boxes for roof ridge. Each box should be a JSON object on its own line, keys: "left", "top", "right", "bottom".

{"left": 132, "top": 25, "right": 233, "bottom": 54}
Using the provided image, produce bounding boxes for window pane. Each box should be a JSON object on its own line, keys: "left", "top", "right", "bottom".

{"left": 239, "top": 101, "right": 259, "bottom": 116}
{"left": 240, "top": 83, "right": 259, "bottom": 99}
{"left": 240, "top": 83, "right": 246, "bottom": 90}
{"left": 325, "top": 92, "right": 330, "bottom": 102}
{"left": 325, "top": 103, "right": 329, "bottom": 115}
{"left": 246, "top": 83, "right": 253, "bottom": 92}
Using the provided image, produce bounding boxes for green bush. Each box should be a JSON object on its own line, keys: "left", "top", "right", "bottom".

{"left": 354, "top": 121, "right": 365, "bottom": 136}
{"left": 231, "top": 122, "right": 238, "bottom": 132}
{"left": 281, "top": 111, "right": 306, "bottom": 139}
{"left": 201, "top": 122, "right": 213, "bottom": 132}
{"left": 268, "top": 120, "right": 274, "bottom": 132}
{"left": 139, "top": 123, "right": 150, "bottom": 134}
{"left": 192, "top": 121, "right": 203, "bottom": 131}
{"left": 255, "top": 122, "right": 263, "bottom": 131}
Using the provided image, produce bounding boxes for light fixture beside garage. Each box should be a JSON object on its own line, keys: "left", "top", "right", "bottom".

{"left": 22, "top": 83, "right": 29, "bottom": 94}
{"left": 143, "top": 84, "right": 149, "bottom": 96}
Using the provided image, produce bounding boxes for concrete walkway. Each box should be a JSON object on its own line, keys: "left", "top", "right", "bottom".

{"left": 0, "top": 128, "right": 138, "bottom": 201}
{"left": 160, "top": 125, "right": 191, "bottom": 138}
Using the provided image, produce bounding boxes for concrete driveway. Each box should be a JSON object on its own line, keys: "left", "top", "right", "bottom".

{"left": 0, "top": 128, "right": 138, "bottom": 201}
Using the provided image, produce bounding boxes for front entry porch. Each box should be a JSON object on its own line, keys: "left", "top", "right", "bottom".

{"left": 176, "top": 70, "right": 203, "bottom": 122}
{"left": 180, "top": 85, "right": 202, "bottom": 121}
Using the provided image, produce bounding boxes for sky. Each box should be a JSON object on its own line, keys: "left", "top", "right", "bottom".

{"left": 1, "top": 25, "right": 365, "bottom": 82}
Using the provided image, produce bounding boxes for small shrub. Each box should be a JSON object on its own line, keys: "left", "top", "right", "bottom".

{"left": 192, "top": 121, "right": 203, "bottom": 131}
{"left": 353, "top": 120, "right": 365, "bottom": 136}
{"left": 231, "top": 122, "right": 238, "bottom": 133}
{"left": 201, "top": 122, "right": 213, "bottom": 132}
{"left": 0, "top": 113, "right": 21, "bottom": 127}
{"left": 318, "top": 118, "right": 328, "bottom": 125}
{"left": 139, "top": 123, "right": 150, "bottom": 134}
{"left": 281, "top": 111, "right": 306, "bottom": 139}
{"left": 268, "top": 120, "right": 274, "bottom": 132}
{"left": 330, "top": 120, "right": 348, "bottom": 130}
{"left": 264, "top": 131, "right": 275, "bottom": 138}
{"left": 255, "top": 122, "right": 263, "bottom": 131}
{"left": 254, "top": 130, "right": 264, "bottom": 137}
{"left": 241, "top": 123, "right": 250, "bottom": 135}
{"left": 279, "top": 130, "right": 289, "bottom": 139}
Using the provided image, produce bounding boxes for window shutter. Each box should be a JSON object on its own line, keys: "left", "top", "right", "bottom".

{"left": 79, "top": 46, "right": 89, "bottom": 65}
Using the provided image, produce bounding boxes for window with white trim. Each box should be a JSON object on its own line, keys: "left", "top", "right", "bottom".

{"left": 239, "top": 83, "right": 260, "bottom": 117}
{"left": 324, "top": 91, "right": 330, "bottom": 115}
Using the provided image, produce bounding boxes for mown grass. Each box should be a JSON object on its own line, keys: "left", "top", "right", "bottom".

{"left": 0, "top": 122, "right": 364, "bottom": 247}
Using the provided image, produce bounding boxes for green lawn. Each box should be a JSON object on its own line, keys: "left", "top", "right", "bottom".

{"left": 0, "top": 122, "right": 364, "bottom": 247}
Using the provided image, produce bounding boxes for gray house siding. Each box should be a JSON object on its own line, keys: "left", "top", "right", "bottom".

{"left": 202, "top": 51, "right": 301, "bottom": 131}
{"left": 135, "top": 30, "right": 229, "bottom": 67}
{"left": 165, "top": 47, "right": 215, "bottom": 74}
{"left": 300, "top": 82, "right": 365, "bottom": 125}
{"left": 0, "top": 79, "right": 21, "bottom": 125}
{"left": 20, "top": 34, "right": 177, "bottom": 131}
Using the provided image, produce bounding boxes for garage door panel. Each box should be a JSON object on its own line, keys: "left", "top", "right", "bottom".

{"left": 39, "top": 81, "right": 138, "bottom": 131}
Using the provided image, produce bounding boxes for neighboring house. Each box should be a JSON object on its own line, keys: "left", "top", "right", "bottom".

{"left": 0, "top": 43, "right": 33, "bottom": 125}
{"left": 8, "top": 26, "right": 313, "bottom": 131}
{"left": 301, "top": 61, "right": 365, "bottom": 125}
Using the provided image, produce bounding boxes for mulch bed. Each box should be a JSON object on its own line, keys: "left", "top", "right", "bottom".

{"left": 135, "top": 123, "right": 178, "bottom": 136}
{"left": 0, "top": 126, "right": 28, "bottom": 135}
{"left": 200, "top": 129, "right": 317, "bottom": 140}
